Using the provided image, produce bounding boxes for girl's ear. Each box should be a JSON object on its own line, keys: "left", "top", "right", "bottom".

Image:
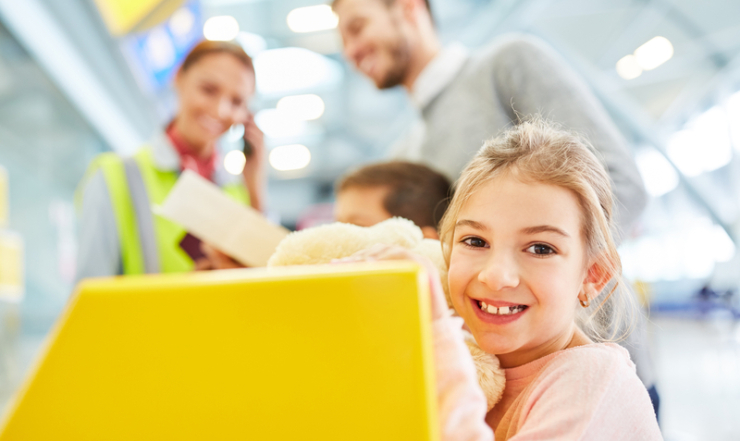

{"left": 579, "top": 258, "right": 612, "bottom": 304}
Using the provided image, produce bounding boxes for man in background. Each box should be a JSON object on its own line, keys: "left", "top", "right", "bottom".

{"left": 333, "top": 0, "right": 647, "bottom": 233}
{"left": 333, "top": 0, "right": 659, "bottom": 417}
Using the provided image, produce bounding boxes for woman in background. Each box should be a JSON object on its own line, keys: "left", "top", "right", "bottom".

{"left": 75, "top": 40, "right": 264, "bottom": 281}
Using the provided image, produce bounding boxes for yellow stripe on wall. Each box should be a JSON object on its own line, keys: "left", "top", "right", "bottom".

{"left": 92, "top": 0, "right": 167, "bottom": 36}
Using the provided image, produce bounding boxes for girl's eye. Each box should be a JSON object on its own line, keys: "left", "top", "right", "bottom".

{"left": 526, "top": 244, "right": 555, "bottom": 256}
{"left": 462, "top": 237, "right": 488, "bottom": 248}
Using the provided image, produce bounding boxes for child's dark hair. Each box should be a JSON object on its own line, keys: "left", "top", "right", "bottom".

{"left": 337, "top": 161, "right": 451, "bottom": 230}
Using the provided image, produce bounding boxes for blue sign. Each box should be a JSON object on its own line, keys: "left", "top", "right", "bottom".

{"left": 121, "top": 0, "right": 202, "bottom": 92}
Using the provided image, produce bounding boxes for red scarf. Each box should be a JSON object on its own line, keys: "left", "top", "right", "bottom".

{"left": 166, "top": 123, "right": 217, "bottom": 182}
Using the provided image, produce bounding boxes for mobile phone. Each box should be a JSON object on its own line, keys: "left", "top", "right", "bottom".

{"left": 243, "top": 138, "right": 253, "bottom": 158}
{"left": 179, "top": 232, "right": 205, "bottom": 261}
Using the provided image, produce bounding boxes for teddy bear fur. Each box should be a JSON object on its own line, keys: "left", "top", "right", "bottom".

{"left": 268, "top": 217, "right": 505, "bottom": 410}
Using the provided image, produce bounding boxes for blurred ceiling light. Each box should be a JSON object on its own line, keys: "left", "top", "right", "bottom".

{"left": 616, "top": 55, "right": 642, "bottom": 80}
{"left": 235, "top": 32, "right": 267, "bottom": 57}
{"left": 277, "top": 94, "right": 325, "bottom": 121}
{"left": 682, "top": 219, "right": 734, "bottom": 277}
{"left": 620, "top": 216, "right": 736, "bottom": 283}
{"left": 269, "top": 144, "right": 311, "bottom": 171}
{"left": 667, "top": 106, "right": 732, "bottom": 176}
{"left": 727, "top": 91, "right": 740, "bottom": 151}
{"left": 224, "top": 150, "right": 247, "bottom": 175}
{"left": 635, "top": 148, "right": 679, "bottom": 197}
{"left": 634, "top": 36, "right": 673, "bottom": 71}
{"left": 255, "top": 109, "right": 307, "bottom": 138}
{"left": 169, "top": 7, "right": 195, "bottom": 37}
{"left": 254, "top": 47, "right": 343, "bottom": 95}
{"left": 144, "top": 29, "right": 175, "bottom": 71}
{"left": 287, "top": 5, "right": 338, "bottom": 33}
{"left": 683, "top": 227, "right": 717, "bottom": 279}
{"left": 621, "top": 235, "right": 683, "bottom": 282}
{"left": 692, "top": 105, "right": 732, "bottom": 162}
{"left": 710, "top": 225, "right": 736, "bottom": 263}
{"left": 226, "top": 123, "right": 245, "bottom": 142}
{"left": 666, "top": 130, "right": 703, "bottom": 176}
{"left": 203, "top": 16, "right": 239, "bottom": 41}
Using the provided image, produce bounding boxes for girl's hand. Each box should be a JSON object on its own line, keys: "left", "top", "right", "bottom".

{"left": 334, "top": 244, "right": 448, "bottom": 320}
{"left": 241, "top": 114, "right": 266, "bottom": 212}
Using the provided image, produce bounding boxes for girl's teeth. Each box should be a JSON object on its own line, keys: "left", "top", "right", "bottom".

{"left": 479, "top": 301, "right": 523, "bottom": 315}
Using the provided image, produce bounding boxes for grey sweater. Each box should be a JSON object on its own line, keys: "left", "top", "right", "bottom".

{"left": 394, "top": 35, "right": 655, "bottom": 388}
{"left": 395, "top": 35, "right": 648, "bottom": 237}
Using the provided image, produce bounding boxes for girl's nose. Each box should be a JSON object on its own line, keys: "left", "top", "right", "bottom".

{"left": 477, "top": 251, "right": 520, "bottom": 291}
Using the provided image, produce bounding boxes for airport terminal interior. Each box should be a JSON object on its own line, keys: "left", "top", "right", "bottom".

{"left": 0, "top": 0, "right": 738, "bottom": 439}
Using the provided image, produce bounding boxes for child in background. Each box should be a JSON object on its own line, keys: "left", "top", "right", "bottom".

{"left": 347, "top": 120, "right": 662, "bottom": 440}
{"left": 335, "top": 161, "right": 451, "bottom": 238}
{"left": 201, "top": 161, "right": 451, "bottom": 269}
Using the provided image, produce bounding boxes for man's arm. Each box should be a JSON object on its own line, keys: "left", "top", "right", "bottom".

{"left": 75, "top": 171, "right": 121, "bottom": 284}
{"left": 490, "top": 35, "right": 648, "bottom": 238}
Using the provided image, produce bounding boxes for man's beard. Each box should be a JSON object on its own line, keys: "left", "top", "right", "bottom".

{"left": 377, "top": 33, "right": 411, "bottom": 89}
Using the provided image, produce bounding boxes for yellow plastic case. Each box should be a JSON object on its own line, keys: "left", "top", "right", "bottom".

{"left": 0, "top": 262, "right": 439, "bottom": 441}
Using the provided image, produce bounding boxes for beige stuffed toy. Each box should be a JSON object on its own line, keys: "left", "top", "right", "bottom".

{"left": 268, "top": 217, "right": 506, "bottom": 410}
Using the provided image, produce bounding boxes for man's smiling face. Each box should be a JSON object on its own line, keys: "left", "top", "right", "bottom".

{"left": 335, "top": 0, "right": 412, "bottom": 89}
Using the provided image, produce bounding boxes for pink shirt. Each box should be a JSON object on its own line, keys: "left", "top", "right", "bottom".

{"left": 433, "top": 317, "right": 663, "bottom": 441}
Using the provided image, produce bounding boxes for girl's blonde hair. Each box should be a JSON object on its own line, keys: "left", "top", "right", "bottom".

{"left": 439, "top": 117, "right": 637, "bottom": 342}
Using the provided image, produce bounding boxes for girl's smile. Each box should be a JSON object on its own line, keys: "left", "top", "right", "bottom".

{"left": 448, "top": 171, "right": 601, "bottom": 368}
{"left": 470, "top": 297, "right": 529, "bottom": 325}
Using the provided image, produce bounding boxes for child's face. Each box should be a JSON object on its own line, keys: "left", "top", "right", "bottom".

{"left": 448, "top": 173, "right": 592, "bottom": 368}
{"left": 335, "top": 186, "right": 393, "bottom": 227}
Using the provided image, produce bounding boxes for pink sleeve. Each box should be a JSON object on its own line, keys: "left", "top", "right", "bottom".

{"left": 508, "top": 348, "right": 663, "bottom": 441}
{"left": 432, "top": 316, "right": 495, "bottom": 441}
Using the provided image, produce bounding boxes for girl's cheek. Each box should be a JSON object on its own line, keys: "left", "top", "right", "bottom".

{"left": 447, "top": 257, "right": 471, "bottom": 309}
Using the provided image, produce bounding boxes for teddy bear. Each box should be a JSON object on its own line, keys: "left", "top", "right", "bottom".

{"left": 268, "top": 217, "right": 505, "bottom": 410}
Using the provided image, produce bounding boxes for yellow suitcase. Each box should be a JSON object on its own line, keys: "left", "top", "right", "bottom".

{"left": 0, "top": 262, "right": 439, "bottom": 440}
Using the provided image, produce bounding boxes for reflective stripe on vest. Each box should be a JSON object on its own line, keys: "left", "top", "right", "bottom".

{"left": 123, "top": 156, "right": 160, "bottom": 273}
{"left": 92, "top": 147, "right": 250, "bottom": 275}
{"left": 94, "top": 153, "right": 146, "bottom": 275}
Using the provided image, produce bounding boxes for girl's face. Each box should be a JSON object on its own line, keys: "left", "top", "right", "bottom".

{"left": 174, "top": 53, "right": 254, "bottom": 153}
{"left": 448, "top": 173, "right": 596, "bottom": 368}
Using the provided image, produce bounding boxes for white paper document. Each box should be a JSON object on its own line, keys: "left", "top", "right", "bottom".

{"left": 157, "top": 170, "right": 289, "bottom": 267}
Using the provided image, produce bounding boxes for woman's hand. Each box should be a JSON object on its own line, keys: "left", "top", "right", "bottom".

{"left": 200, "top": 242, "right": 246, "bottom": 270}
{"left": 334, "top": 244, "right": 448, "bottom": 320}
{"left": 241, "top": 114, "right": 266, "bottom": 212}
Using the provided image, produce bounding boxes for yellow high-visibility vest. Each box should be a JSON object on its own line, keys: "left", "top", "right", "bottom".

{"left": 83, "top": 146, "right": 249, "bottom": 275}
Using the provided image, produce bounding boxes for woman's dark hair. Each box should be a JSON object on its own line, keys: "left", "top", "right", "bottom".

{"left": 332, "top": 0, "right": 432, "bottom": 17}
{"left": 180, "top": 40, "right": 254, "bottom": 73}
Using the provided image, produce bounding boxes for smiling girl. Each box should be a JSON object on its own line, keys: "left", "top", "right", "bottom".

{"left": 349, "top": 119, "right": 662, "bottom": 440}
{"left": 434, "top": 118, "right": 663, "bottom": 440}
